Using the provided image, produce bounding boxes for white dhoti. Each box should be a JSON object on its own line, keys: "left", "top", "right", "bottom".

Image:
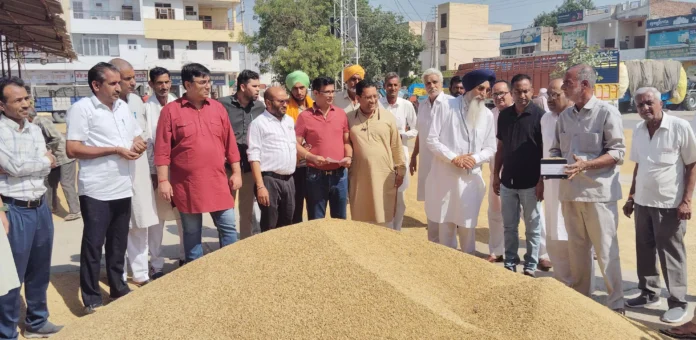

{"left": 487, "top": 155, "right": 504, "bottom": 256}
{"left": 543, "top": 178, "right": 571, "bottom": 284}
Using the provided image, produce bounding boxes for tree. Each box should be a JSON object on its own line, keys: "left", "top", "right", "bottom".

{"left": 551, "top": 40, "right": 604, "bottom": 80}
{"left": 531, "top": 0, "right": 596, "bottom": 33}
{"left": 270, "top": 27, "right": 345, "bottom": 83}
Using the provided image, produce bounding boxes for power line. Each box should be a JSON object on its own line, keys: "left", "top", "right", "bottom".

{"left": 405, "top": 0, "right": 424, "bottom": 21}
{"left": 393, "top": 0, "right": 414, "bottom": 21}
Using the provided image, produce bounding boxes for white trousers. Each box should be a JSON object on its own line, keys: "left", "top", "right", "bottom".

{"left": 487, "top": 159, "right": 504, "bottom": 256}
{"left": 391, "top": 191, "right": 406, "bottom": 231}
{"left": 149, "top": 219, "right": 184, "bottom": 271}
{"left": 438, "top": 223, "right": 476, "bottom": 254}
{"left": 539, "top": 209, "right": 549, "bottom": 260}
{"left": 427, "top": 219, "right": 439, "bottom": 243}
{"left": 125, "top": 228, "right": 150, "bottom": 283}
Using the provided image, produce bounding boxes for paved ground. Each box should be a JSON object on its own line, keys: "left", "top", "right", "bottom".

{"left": 17, "top": 114, "right": 696, "bottom": 338}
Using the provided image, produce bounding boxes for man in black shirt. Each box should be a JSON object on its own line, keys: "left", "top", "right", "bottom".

{"left": 493, "top": 73, "right": 545, "bottom": 277}
{"left": 219, "top": 70, "right": 265, "bottom": 239}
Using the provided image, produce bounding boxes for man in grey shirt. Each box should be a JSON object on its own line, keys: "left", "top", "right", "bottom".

{"left": 550, "top": 64, "right": 625, "bottom": 314}
{"left": 218, "top": 70, "right": 264, "bottom": 239}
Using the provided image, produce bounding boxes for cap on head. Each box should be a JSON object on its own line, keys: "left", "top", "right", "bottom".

{"left": 462, "top": 69, "right": 496, "bottom": 92}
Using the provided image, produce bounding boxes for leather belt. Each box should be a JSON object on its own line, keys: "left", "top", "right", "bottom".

{"left": 261, "top": 172, "right": 293, "bottom": 181}
{"left": 1, "top": 195, "right": 43, "bottom": 209}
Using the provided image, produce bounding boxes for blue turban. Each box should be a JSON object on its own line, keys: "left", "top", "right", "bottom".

{"left": 462, "top": 69, "right": 496, "bottom": 92}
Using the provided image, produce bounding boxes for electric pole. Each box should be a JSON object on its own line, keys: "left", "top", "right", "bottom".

{"left": 240, "top": 0, "right": 250, "bottom": 70}
{"left": 336, "top": 0, "right": 359, "bottom": 84}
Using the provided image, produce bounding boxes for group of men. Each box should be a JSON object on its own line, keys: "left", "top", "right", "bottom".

{"left": 1, "top": 57, "right": 696, "bottom": 339}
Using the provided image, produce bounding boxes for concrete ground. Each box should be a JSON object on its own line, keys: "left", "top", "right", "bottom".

{"left": 13, "top": 113, "right": 696, "bottom": 338}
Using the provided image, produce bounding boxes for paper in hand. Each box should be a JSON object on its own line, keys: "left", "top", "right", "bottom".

{"left": 541, "top": 158, "right": 568, "bottom": 179}
{"left": 325, "top": 157, "right": 342, "bottom": 164}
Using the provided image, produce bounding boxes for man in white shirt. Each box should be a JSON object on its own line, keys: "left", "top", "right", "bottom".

{"left": 110, "top": 58, "right": 160, "bottom": 287}
{"left": 541, "top": 78, "right": 573, "bottom": 285}
{"left": 145, "top": 67, "right": 185, "bottom": 277}
{"left": 426, "top": 70, "right": 497, "bottom": 253}
{"left": 66, "top": 62, "right": 147, "bottom": 314}
{"left": 486, "top": 80, "right": 513, "bottom": 263}
{"left": 410, "top": 68, "right": 453, "bottom": 243}
{"left": 248, "top": 87, "right": 297, "bottom": 231}
{"left": 0, "top": 77, "right": 63, "bottom": 339}
{"left": 623, "top": 87, "right": 696, "bottom": 323}
{"left": 379, "top": 73, "right": 417, "bottom": 231}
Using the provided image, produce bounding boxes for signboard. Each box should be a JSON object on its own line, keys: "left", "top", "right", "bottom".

{"left": 74, "top": 70, "right": 88, "bottom": 83}
{"left": 135, "top": 70, "right": 148, "bottom": 83}
{"left": 557, "top": 10, "right": 584, "bottom": 24}
{"left": 647, "top": 15, "right": 696, "bottom": 30}
{"left": 500, "top": 27, "right": 542, "bottom": 48}
{"left": 595, "top": 50, "right": 620, "bottom": 84}
{"left": 26, "top": 71, "right": 74, "bottom": 84}
{"left": 561, "top": 25, "right": 587, "bottom": 49}
{"left": 647, "top": 47, "right": 691, "bottom": 59}
{"left": 647, "top": 29, "right": 696, "bottom": 59}
{"left": 586, "top": 6, "right": 611, "bottom": 16}
{"left": 648, "top": 29, "right": 693, "bottom": 48}
{"left": 170, "top": 73, "right": 226, "bottom": 86}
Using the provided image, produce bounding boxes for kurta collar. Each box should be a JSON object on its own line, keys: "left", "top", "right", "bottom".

{"left": 261, "top": 110, "right": 289, "bottom": 122}
{"left": 180, "top": 94, "right": 210, "bottom": 109}
{"left": 90, "top": 95, "right": 122, "bottom": 112}
{"left": 0, "top": 113, "right": 28, "bottom": 133}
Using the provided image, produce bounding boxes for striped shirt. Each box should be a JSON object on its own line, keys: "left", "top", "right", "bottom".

{"left": 0, "top": 114, "right": 51, "bottom": 201}
{"left": 247, "top": 111, "right": 297, "bottom": 175}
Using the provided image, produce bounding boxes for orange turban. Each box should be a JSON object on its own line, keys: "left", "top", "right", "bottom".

{"left": 343, "top": 65, "right": 365, "bottom": 83}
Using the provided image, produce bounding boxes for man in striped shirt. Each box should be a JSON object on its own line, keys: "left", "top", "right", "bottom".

{"left": 248, "top": 87, "right": 297, "bottom": 231}
{"left": 0, "top": 77, "right": 63, "bottom": 339}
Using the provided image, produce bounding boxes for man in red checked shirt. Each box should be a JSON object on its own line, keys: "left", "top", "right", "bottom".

{"left": 154, "top": 63, "right": 242, "bottom": 263}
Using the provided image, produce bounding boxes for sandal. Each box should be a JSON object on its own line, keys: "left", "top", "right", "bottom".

{"left": 660, "top": 323, "right": 696, "bottom": 339}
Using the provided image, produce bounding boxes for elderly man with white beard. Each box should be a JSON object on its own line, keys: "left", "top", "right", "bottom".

{"left": 425, "top": 70, "right": 497, "bottom": 253}
{"left": 410, "top": 68, "right": 453, "bottom": 243}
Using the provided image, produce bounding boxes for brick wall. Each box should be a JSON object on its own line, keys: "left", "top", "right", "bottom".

{"left": 650, "top": 0, "right": 696, "bottom": 18}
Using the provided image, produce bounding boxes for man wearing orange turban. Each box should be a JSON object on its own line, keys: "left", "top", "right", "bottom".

{"left": 334, "top": 65, "right": 366, "bottom": 113}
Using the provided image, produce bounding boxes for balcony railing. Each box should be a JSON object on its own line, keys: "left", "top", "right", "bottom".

{"left": 74, "top": 10, "right": 141, "bottom": 21}
{"left": 202, "top": 21, "right": 232, "bottom": 30}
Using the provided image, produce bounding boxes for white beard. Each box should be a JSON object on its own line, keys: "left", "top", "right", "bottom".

{"left": 465, "top": 97, "right": 485, "bottom": 128}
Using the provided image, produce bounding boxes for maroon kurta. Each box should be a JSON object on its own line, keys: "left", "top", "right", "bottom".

{"left": 154, "top": 96, "right": 241, "bottom": 214}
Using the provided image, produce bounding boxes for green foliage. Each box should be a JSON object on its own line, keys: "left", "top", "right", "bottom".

{"left": 241, "top": 0, "right": 424, "bottom": 80}
{"left": 400, "top": 75, "right": 421, "bottom": 87}
{"left": 531, "top": 0, "right": 596, "bottom": 33}
{"left": 551, "top": 40, "right": 604, "bottom": 81}
{"left": 270, "top": 27, "right": 345, "bottom": 83}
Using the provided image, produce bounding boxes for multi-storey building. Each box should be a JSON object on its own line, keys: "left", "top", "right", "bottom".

{"left": 499, "top": 27, "right": 562, "bottom": 56}
{"left": 16, "top": 0, "right": 242, "bottom": 97}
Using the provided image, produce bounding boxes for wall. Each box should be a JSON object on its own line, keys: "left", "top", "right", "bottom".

{"left": 617, "top": 20, "right": 647, "bottom": 49}
{"left": 588, "top": 20, "right": 617, "bottom": 47}
{"left": 141, "top": 0, "right": 185, "bottom": 19}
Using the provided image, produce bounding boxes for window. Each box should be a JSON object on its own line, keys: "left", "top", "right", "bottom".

{"left": 440, "top": 66, "right": 446, "bottom": 71}
{"left": 122, "top": 5, "right": 134, "bottom": 20}
{"left": 440, "top": 13, "right": 447, "bottom": 28}
{"left": 186, "top": 41, "right": 197, "bottom": 50}
{"left": 185, "top": 6, "right": 196, "bottom": 16}
{"left": 501, "top": 48, "right": 516, "bottom": 56}
{"left": 157, "top": 39, "right": 174, "bottom": 59}
{"left": 73, "top": 34, "right": 119, "bottom": 56}
{"left": 521, "top": 46, "right": 535, "bottom": 54}
{"left": 155, "top": 3, "right": 174, "bottom": 19}
{"left": 213, "top": 41, "right": 229, "bottom": 60}
{"left": 72, "top": 1, "right": 84, "bottom": 19}
{"left": 440, "top": 40, "right": 447, "bottom": 54}
{"left": 604, "top": 38, "right": 615, "bottom": 48}
{"left": 634, "top": 35, "right": 646, "bottom": 48}
{"left": 200, "top": 15, "right": 212, "bottom": 29}
{"left": 127, "top": 39, "right": 138, "bottom": 50}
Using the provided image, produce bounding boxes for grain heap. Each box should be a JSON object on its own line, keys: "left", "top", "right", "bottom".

{"left": 55, "top": 220, "right": 660, "bottom": 340}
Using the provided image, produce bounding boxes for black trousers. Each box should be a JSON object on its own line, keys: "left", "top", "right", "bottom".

{"left": 79, "top": 195, "right": 131, "bottom": 307}
{"left": 256, "top": 173, "right": 296, "bottom": 232}
{"left": 292, "top": 166, "right": 307, "bottom": 224}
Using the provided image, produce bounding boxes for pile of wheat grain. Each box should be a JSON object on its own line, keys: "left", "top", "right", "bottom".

{"left": 54, "top": 220, "right": 660, "bottom": 340}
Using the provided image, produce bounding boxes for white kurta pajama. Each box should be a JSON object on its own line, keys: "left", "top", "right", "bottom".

{"left": 541, "top": 111, "right": 571, "bottom": 285}
{"left": 380, "top": 97, "right": 417, "bottom": 231}
{"left": 145, "top": 94, "right": 185, "bottom": 271}
{"left": 416, "top": 92, "right": 453, "bottom": 242}
{"left": 124, "top": 93, "right": 160, "bottom": 283}
{"left": 425, "top": 97, "right": 496, "bottom": 253}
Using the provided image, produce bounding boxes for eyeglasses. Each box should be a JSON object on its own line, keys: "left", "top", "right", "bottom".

{"left": 492, "top": 91, "right": 509, "bottom": 98}
{"left": 193, "top": 79, "right": 210, "bottom": 86}
{"left": 273, "top": 99, "right": 289, "bottom": 105}
{"left": 319, "top": 90, "right": 336, "bottom": 95}
{"left": 548, "top": 92, "right": 563, "bottom": 99}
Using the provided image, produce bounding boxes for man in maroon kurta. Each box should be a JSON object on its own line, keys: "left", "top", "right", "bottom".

{"left": 154, "top": 63, "right": 242, "bottom": 262}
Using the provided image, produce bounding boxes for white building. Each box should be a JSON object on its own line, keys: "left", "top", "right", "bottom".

{"left": 15, "top": 0, "right": 242, "bottom": 97}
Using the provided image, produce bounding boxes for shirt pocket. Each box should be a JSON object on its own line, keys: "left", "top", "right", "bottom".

{"left": 576, "top": 132, "right": 601, "bottom": 154}
{"left": 175, "top": 121, "right": 195, "bottom": 139}
{"left": 209, "top": 120, "right": 223, "bottom": 137}
{"left": 560, "top": 132, "right": 572, "bottom": 153}
{"left": 651, "top": 151, "right": 679, "bottom": 166}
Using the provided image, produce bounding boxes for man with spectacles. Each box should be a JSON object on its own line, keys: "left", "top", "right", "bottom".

{"left": 296, "top": 77, "right": 352, "bottom": 220}
{"left": 154, "top": 63, "right": 242, "bottom": 263}
{"left": 247, "top": 87, "right": 297, "bottom": 231}
{"left": 219, "top": 70, "right": 264, "bottom": 239}
{"left": 426, "top": 70, "right": 497, "bottom": 252}
{"left": 493, "top": 73, "right": 546, "bottom": 278}
{"left": 486, "top": 79, "right": 513, "bottom": 263}
{"left": 334, "top": 65, "right": 384, "bottom": 113}
{"left": 348, "top": 80, "right": 406, "bottom": 227}
{"left": 379, "top": 73, "right": 417, "bottom": 231}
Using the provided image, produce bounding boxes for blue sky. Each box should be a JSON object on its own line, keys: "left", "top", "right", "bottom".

{"left": 239, "top": 0, "right": 681, "bottom": 33}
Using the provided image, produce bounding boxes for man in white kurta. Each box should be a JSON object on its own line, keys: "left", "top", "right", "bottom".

{"left": 379, "top": 73, "right": 417, "bottom": 231}
{"left": 541, "top": 79, "right": 572, "bottom": 285}
{"left": 425, "top": 70, "right": 497, "bottom": 253}
{"left": 145, "top": 67, "right": 185, "bottom": 277}
{"left": 111, "top": 59, "right": 159, "bottom": 286}
{"left": 410, "top": 69, "right": 453, "bottom": 242}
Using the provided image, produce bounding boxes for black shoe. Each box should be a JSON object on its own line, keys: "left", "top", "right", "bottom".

{"left": 523, "top": 268, "right": 536, "bottom": 278}
{"left": 504, "top": 265, "right": 517, "bottom": 273}
{"left": 24, "top": 321, "right": 64, "bottom": 338}
{"left": 151, "top": 271, "right": 165, "bottom": 280}
{"left": 83, "top": 304, "right": 103, "bottom": 315}
{"left": 179, "top": 259, "right": 185, "bottom": 267}
{"left": 625, "top": 293, "right": 661, "bottom": 308}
